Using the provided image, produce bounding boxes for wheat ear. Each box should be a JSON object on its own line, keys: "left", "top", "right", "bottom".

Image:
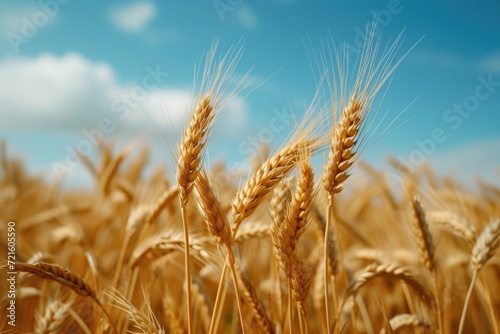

{"left": 379, "top": 313, "right": 430, "bottom": 334}
{"left": 410, "top": 196, "right": 442, "bottom": 332}
{"left": 459, "top": 219, "right": 500, "bottom": 334}
{"left": 13, "top": 261, "right": 117, "bottom": 333}
{"left": 164, "top": 297, "right": 186, "bottom": 334}
{"left": 343, "top": 263, "right": 434, "bottom": 332}
{"left": 177, "top": 94, "right": 214, "bottom": 206}
{"left": 427, "top": 210, "right": 477, "bottom": 245}
{"left": 274, "top": 160, "right": 314, "bottom": 263}
{"left": 35, "top": 300, "right": 71, "bottom": 334}
{"left": 233, "top": 138, "right": 314, "bottom": 236}
{"left": 107, "top": 289, "right": 163, "bottom": 334}
{"left": 195, "top": 169, "right": 232, "bottom": 248}
{"left": 240, "top": 272, "right": 274, "bottom": 334}
{"left": 410, "top": 196, "right": 435, "bottom": 273}
{"left": 290, "top": 253, "right": 316, "bottom": 334}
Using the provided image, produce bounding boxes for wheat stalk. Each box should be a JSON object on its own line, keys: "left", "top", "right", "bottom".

{"left": 322, "top": 96, "right": 364, "bottom": 333}
{"left": 12, "top": 261, "right": 118, "bottom": 333}
{"left": 176, "top": 41, "right": 247, "bottom": 334}
{"left": 347, "top": 263, "right": 435, "bottom": 310}
{"left": 192, "top": 279, "right": 212, "bottom": 332}
{"left": 111, "top": 204, "right": 150, "bottom": 289}
{"left": 270, "top": 158, "right": 314, "bottom": 334}
{"left": 195, "top": 169, "right": 246, "bottom": 333}
{"left": 320, "top": 29, "right": 409, "bottom": 332}
{"left": 410, "top": 196, "right": 446, "bottom": 333}
{"left": 459, "top": 219, "right": 500, "bottom": 334}
{"left": 177, "top": 94, "right": 214, "bottom": 334}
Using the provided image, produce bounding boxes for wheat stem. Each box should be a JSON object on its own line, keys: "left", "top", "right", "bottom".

{"left": 209, "top": 264, "right": 228, "bottom": 334}
{"left": 458, "top": 269, "right": 477, "bottom": 334}
{"left": 180, "top": 204, "right": 194, "bottom": 334}
{"left": 227, "top": 251, "right": 246, "bottom": 334}
{"left": 297, "top": 303, "right": 305, "bottom": 334}
{"left": 288, "top": 277, "right": 293, "bottom": 334}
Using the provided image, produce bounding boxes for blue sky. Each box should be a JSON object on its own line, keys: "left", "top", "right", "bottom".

{"left": 0, "top": 1, "right": 499, "bottom": 188}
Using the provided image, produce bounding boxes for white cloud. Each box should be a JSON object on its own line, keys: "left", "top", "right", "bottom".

{"left": 0, "top": 53, "right": 117, "bottom": 128}
{"left": 477, "top": 52, "right": 500, "bottom": 74}
{"left": 109, "top": 1, "right": 157, "bottom": 33}
{"left": 127, "top": 88, "right": 192, "bottom": 127}
{"left": 236, "top": 6, "right": 258, "bottom": 30}
{"left": 0, "top": 52, "right": 248, "bottom": 134}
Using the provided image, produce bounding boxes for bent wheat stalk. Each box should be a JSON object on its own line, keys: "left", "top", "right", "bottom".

{"left": 232, "top": 137, "right": 315, "bottom": 236}
{"left": 12, "top": 261, "right": 117, "bottom": 334}
{"left": 346, "top": 263, "right": 435, "bottom": 312}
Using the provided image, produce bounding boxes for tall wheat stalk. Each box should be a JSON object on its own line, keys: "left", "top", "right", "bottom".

{"left": 459, "top": 219, "right": 500, "bottom": 334}
{"left": 320, "top": 29, "right": 408, "bottom": 332}
{"left": 175, "top": 42, "right": 246, "bottom": 333}
{"left": 271, "top": 157, "right": 314, "bottom": 334}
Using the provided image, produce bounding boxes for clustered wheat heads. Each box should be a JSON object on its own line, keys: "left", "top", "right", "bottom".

{"left": 1, "top": 32, "right": 499, "bottom": 334}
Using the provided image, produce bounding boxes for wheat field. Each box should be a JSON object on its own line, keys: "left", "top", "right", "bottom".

{"left": 1, "top": 35, "right": 499, "bottom": 334}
